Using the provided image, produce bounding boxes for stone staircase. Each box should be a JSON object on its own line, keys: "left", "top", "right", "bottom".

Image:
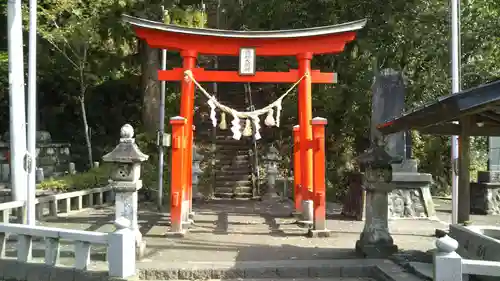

{"left": 212, "top": 83, "right": 255, "bottom": 199}
{"left": 194, "top": 75, "right": 256, "bottom": 199}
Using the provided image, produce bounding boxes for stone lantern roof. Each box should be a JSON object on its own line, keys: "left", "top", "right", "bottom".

{"left": 102, "top": 124, "right": 149, "bottom": 163}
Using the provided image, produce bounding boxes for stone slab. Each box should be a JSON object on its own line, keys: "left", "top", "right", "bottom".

{"left": 392, "top": 173, "right": 432, "bottom": 183}
{"left": 391, "top": 160, "right": 418, "bottom": 173}
{"left": 449, "top": 224, "right": 500, "bottom": 281}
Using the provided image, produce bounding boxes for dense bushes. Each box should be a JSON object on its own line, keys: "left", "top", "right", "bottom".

{"left": 37, "top": 164, "right": 113, "bottom": 192}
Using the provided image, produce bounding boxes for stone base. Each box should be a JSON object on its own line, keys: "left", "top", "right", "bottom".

{"left": 296, "top": 220, "right": 313, "bottom": 228}
{"left": 355, "top": 240, "right": 398, "bottom": 258}
{"left": 307, "top": 229, "right": 332, "bottom": 238}
{"left": 165, "top": 230, "right": 186, "bottom": 238}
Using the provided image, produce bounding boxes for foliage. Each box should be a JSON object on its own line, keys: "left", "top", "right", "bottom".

{"left": 0, "top": 51, "right": 8, "bottom": 132}
{"left": 1, "top": 0, "right": 498, "bottom": 198}
{"left": 37, "top": 164, "right": 113, "bottom": 191}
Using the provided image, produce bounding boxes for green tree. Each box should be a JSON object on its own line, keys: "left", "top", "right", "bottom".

{"left": 33, "top": 0, "right": 134, "bottom": 168}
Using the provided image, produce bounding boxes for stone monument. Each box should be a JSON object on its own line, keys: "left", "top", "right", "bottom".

{"left": 372, "top": 69, "right": 435, "bottom": 220}
{"left": 102, "top": 124, "right": 149, "bottom": 258}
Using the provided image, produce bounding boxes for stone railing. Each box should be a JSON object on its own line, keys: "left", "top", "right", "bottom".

{"left": 0, "top": 222, "right": 135, "bottom": 278}
{"left": 434, "top": 235, "right": 500, "bottom": 281}
{"left": 0, "top": 200, "right": 25, "bottom": 223}
{"left": 34, "top": 186, "right": 113, "bottom": 219}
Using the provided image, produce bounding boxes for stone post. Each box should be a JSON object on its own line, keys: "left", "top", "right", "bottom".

{"left": 102, "top": 124, "right": 149, "bottom": 258}
{"left": 434, "top": 235, "right": 463, "bottom": 281}
{"left": 308, "top": 117, "right": 330, "bottom": 237}
{"left": 167, "top": 117, "right": 187, "bottom": 236}
{"left": 109, "top": 217, "right": 137, "bottom": 278}
{"left": 262, "top": 145, "right": 281, "bottom": 201}
{"left": 355, "top": 146, "right": 399, "bottom": 258}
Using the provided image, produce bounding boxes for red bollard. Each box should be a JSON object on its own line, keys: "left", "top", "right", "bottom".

{"left": 293, "top": 125, "right": 303, "bottom": 214}
{"left": 310, "top": 117, "right": 329, "bottom": 236}
{"left": 169, "top": 116, "right": 186, "bottom": 235}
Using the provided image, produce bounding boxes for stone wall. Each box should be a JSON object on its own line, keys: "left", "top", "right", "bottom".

{"left": 0, "top": 131, "right": 71, "bottom": 183}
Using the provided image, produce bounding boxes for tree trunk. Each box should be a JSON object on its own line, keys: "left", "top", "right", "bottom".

{"left": 140, "top": 40, "right": 160, "bottom": 134}
{"left": 80, "top": 96, "right": 93, "bottom": 169}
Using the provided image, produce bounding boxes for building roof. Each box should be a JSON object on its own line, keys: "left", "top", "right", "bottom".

{"left": 377, "top": 80, "right": 500, "bottom": 136}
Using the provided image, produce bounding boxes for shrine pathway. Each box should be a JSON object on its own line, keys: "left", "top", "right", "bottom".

{"left": 3, "top": 198, "right": 499, "bottom": 275}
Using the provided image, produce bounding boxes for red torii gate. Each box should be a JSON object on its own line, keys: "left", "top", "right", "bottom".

{"left": 124, "top": 15, "right": 366, "bottom": 236}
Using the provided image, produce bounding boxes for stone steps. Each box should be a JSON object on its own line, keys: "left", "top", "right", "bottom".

{"left": 216, "top": 154, "right": 250, "bottom": 161}
{"left": 214, "top": 192, "right": 254, "bottom": 199}
{"left": 193, "top": 66, "right": 255, "bottom": 200}
{"left": 217, "top": 166, "right": 252, "bottom": 172}
{"left": 214, "top": 180, "right": 253, "bottom": 186}
{"left": 215, "top": 174, "right": 251, "bottom": 182}
{"left": 214, "top": 186, "right": 253, "bottom": 195}
{"left": 136, "top": 259, "right": 419, "bottom": 280}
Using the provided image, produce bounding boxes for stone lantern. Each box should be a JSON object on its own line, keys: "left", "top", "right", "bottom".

{"left": 354, "top": 145, "right": 401, "bottom": 258}
{"left": 102, "top": 124, "right": 149, "bottom": 257}
{"left": 262, "top": 145, "right": 281, "bottom": 201}
{"left": 192, "top": 144, "right": 204, "bottom": 201}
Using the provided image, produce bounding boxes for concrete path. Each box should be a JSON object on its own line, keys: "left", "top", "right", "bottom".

{"left": 3, "top": 197, "right": 498, "bottom": 280}
{"left": 27, "top": 198, "right": 500, "bottom": 266}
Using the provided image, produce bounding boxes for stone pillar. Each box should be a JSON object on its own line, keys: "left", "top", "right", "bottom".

{"left": 262, "top": 145, "right": 280, "bottom": 201}
{"left": 370, "top": 69, "right": 436, "bottom": 220}
{"left": 102, "top": 124, "right": 149, "bottom": 258}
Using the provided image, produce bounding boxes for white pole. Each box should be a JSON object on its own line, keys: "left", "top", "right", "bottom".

{"left": 157, "top": 6, "right": 167, "bottom": 209}
{"left": 450, "top": 0, "right": 461, "bottom": 225}
{"left": 27, "top": 0, "right": 38, "bottom": 225}
{"left": 157, "top": 48, "right": 167, "bottom": 209}
{"left": 7, "top": 0, "right": 28, "bottom": 216}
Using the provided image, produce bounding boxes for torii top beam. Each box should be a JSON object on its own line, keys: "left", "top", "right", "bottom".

{"left": 123, "top": 15, "right": 367, "bottom": 56}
